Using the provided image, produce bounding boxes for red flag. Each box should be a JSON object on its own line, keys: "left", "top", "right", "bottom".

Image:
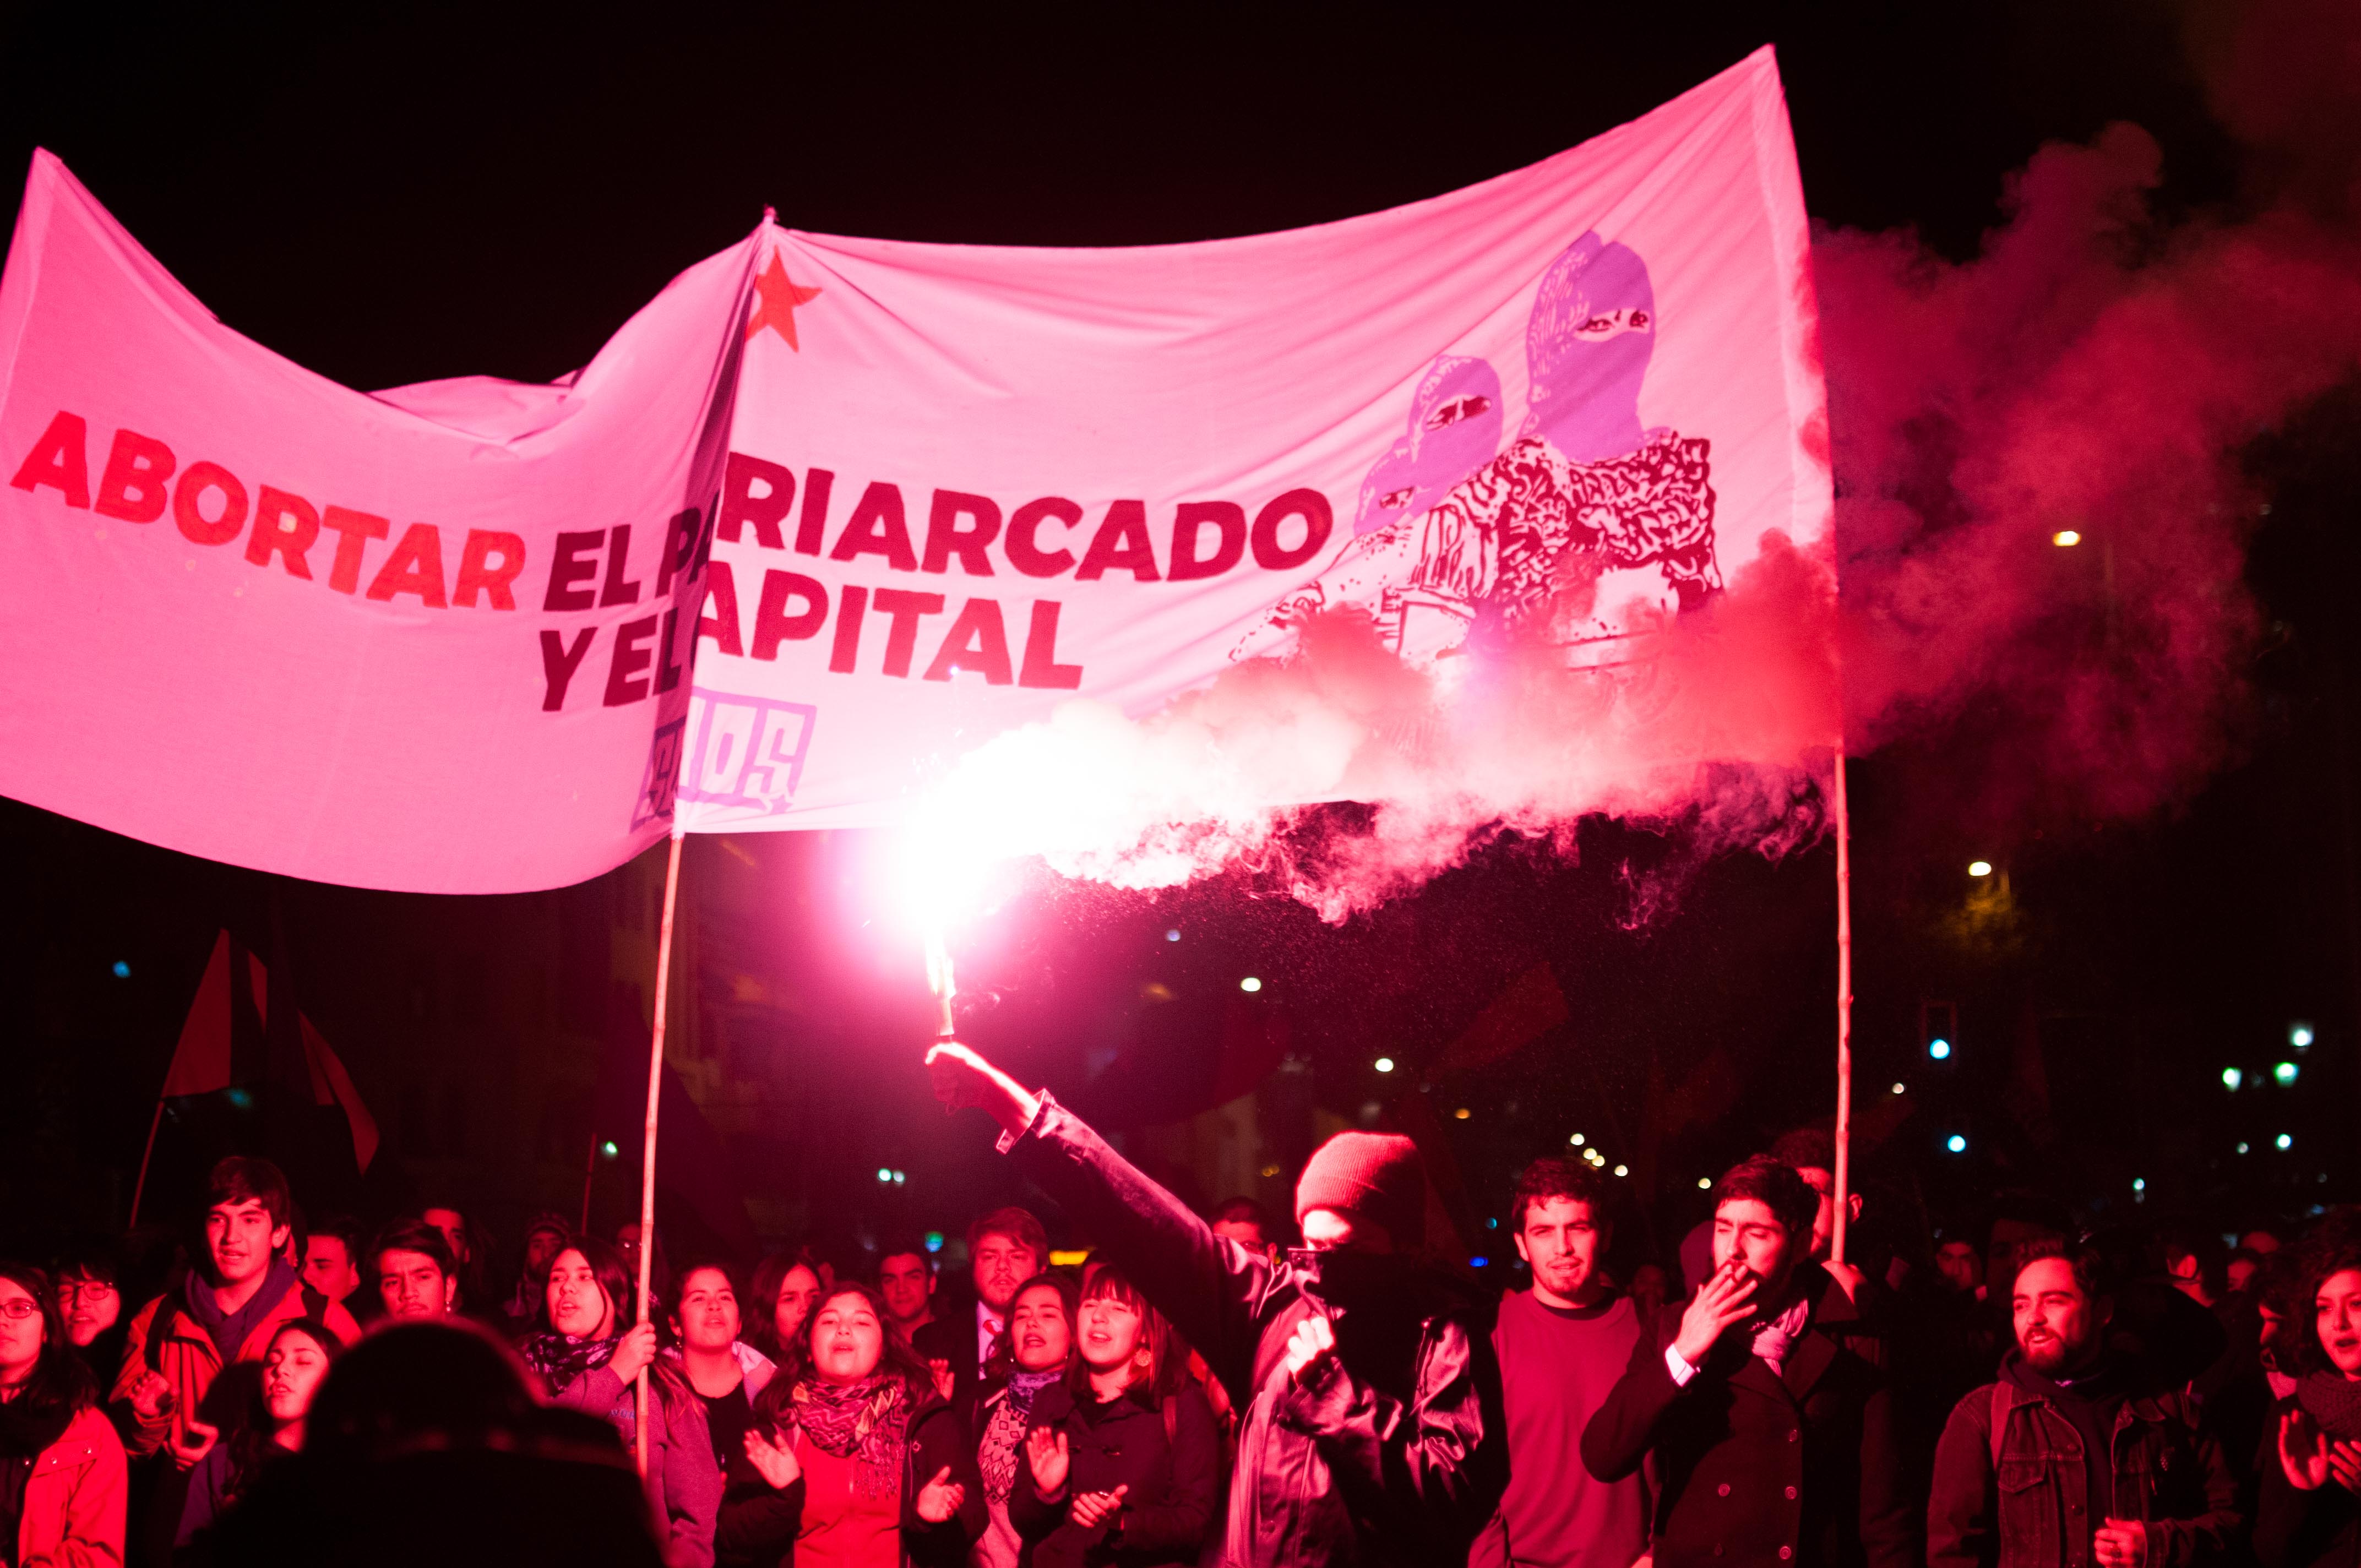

{"left": 161, "top": 932, "right": 238, "bottom": 1096}
{"left": 166, "top": 929, "right": 379, "bottom": 1173}
{"left": 296, "top": 1014, "right": 379, "bottom": 1174}
{"left": 1435, "top": 963, "right": 1569, "bottom": 1075}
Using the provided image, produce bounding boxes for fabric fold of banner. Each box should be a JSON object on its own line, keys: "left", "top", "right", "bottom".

{"left": 677, "top": 45, "right": 1833, "bottom": 837}
{"left": 0, "top": 153, "right": 759, "bottom": 891}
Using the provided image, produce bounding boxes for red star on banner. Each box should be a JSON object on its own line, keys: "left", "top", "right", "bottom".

{"left": 746, "top": 254, "right": 823, "bottom": 350}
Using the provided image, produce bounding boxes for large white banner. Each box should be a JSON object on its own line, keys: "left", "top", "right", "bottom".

{"left": 666, "top": 47, "right": 1829, "bottom": 835}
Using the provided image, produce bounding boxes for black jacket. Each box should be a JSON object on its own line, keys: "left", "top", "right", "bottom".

{"left": 1003, "top": 1092, "right": 1505, "bottom": 1568}
{"left": 910, "top": 1292, "right": 995, "bottom": 1423}
{"left": 2254, "top": 1395, "right": 2361, "bottom": 1568}
{"left": 714, "top": 1386, "right": 984, "bottom": 1568}
{"left": 1581, "top": 1274, "right": 1913, "bottom": 1568}
{"left": 1009, "top": 1380, "right": 1222, "bottom": 1568}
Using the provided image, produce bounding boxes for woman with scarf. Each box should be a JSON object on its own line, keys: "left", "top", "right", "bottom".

{"left": 1010, "top": 1267, "right": 1217, "bottom": 1568}
{"left": 724, "top": 1282, "right": 980, "bottom": 1567}
{"left": 518, "top": 1236, "right": 722, "bottom": 1568}
{"left": 972, "top": 1273, "right": 1078, "bottom": 1568}
{"left": 2260, "top": 1243, "right": 2361, "bottom": 1568}
{"left": 0, "top": 1261, "right": 126, "bottom": 1568}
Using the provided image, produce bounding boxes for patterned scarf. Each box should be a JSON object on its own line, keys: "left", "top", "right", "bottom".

{"left": 979, "top": 1369, "right": 1063, "bottom": 1504}
{"left": 2298, "top": 1371, "right": 2361, "bottom": 1441}
{"left": 516, "top": 1332, "right": 617, "bottom": 1397}
{"left": 785, "top": 1374, "right": 910, "bottom": 1500}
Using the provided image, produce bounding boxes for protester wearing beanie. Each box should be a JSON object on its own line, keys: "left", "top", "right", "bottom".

{"left": 928, "top": 1041, "right": 1505, "bottom": 1568}
{"left": 1292, "top": 1132, "right": 1427, "bottom": 1250}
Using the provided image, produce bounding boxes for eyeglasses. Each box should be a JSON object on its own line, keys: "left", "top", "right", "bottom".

{"left": 0, "top": 1299, "right": 39, "bottom": 1320}
{"left": 57, "top": 1282, "right": 115, "bottom": 1304}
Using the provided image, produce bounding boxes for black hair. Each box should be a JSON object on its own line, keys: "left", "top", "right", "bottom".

{"left": 1509, "top": 1156, "right": 1615, "bottom": 1234}
{"left": 1710, "top": 1155, "right": 1817, "bottom": 1244}
{"left": 0, "top": 1262, "right": 99, "bottom": 1436}
{"left": 206, "top": 1156, "right": 292, "bottom": 1230}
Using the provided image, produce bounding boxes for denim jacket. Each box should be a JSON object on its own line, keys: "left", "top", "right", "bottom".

{"left": 1928, "top": 1373, "right": 2239, "bottom": 1568}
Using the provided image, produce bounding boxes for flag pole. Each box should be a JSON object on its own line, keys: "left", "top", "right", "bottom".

{"left": 1830, "top": 746, "right": 1855, "bottom": 1266}
{"left": 635, "top": 827, "right": 687, "bottom": 1480}
{"left": 127, "top": 1098, "right": 166, "bottom": 1229}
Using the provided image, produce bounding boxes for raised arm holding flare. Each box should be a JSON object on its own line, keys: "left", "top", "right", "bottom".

{"left": 924, "top": 1039, "right": 1504, "bottom": 1568}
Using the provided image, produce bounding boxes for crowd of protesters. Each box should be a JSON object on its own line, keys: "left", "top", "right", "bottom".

{"left": 7, "top": 1041, "right": 2361, "bottom": 1568}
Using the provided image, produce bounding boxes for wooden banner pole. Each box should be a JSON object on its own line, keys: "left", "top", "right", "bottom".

{"left": 634, "top": 827, "right": 686, "bottom": 1479}
{"left": 1830, "top": 747, "right": 1855, "bottom": 1266}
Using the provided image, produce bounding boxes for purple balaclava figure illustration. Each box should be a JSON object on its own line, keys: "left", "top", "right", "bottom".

{"left": 1520, "top": 231, "right": 1654, "bottom": 464}
{"left": 1351, "top": 353, "right": 1503, "bottom": 536}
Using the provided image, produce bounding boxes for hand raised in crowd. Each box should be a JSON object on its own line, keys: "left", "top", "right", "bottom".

{"left": 1026, "top": 1428, "right": 1071, "bottom": 1497}
{"left": 1283, "top": 1313, "right": 1336, "bottom": 1388}
{"left": 929, "top": 1358, "right": 955, "bottom": 1403}
{"left": 2282, "top": 1408, "right": 2335, "bottom": 1491}
{"left": 924, "top": 1041, "right": 1041, "bottom": 1136}
{"left": 2093, "top": 1517, "right": 2149, "bottom": 1568}
{"left": 915, "top": 1464, "right": 966, "bottom": 1524}
{"left": 1672, "top": 1259, "right": 1759, "bottom": 1368}
{"left": 607, "top": 1320, "right": 659, "bottom": 1385}
{"left": 126, "top": 1369, "right": 175, "bottom": 1422}
{"left": 1071, "top": 1484, "right": 1129, "bottom": 1530}
{"left": 743, "top": 1427, "right": 801, "bottom": 1491}
{"left": 168, "top": 1415, "right": 219, "bottom": 1471}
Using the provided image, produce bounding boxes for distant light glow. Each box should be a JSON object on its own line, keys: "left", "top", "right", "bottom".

{"left": 2277, "top": 1133, "right": 2294, "bottom": 1150}
{"left": 1485, "top": 1217, "right": 1497, "bottom": 1229}
{"left": 1165, "top": 928, "right": 1180, "bottom": 942}
{"left": 1470, "top": 1256, "right": 1489, "bottom": 1268}
{"left": 923, "top": 1231, "right": 944, "bottom": 1254}
{"left": 1373, "top": 1057, "right": 1396, "bottom": 1074}
{"left": 893, "top": 1169, "right": 907, "bottom": 1185}
{"left": 2222, "top": 1067, "right": 2243, "bottom": 1091}
{"left": 1612, "top": 1164, "right": 1629, "bottom": 1178}
{"left": 2132, "top": 1178, "right": 2146, "bottom": 1193}
{"left": 2237, "top": 1141, "right": 2251, "bottom": 1155}
{"left": 1698, "top": 1177, "right": 1712, "bottom": 1189}
{"left": 2052, "top": 530, "right": 2082, "bottom": 547}
{"left": 1945, "top": 1134, "right": 1967, "bottom": 1154}
{"left": 600, "top": 1140, "right": 619, "bottom": 1158}
{"left": 1968, "top": 861, "right": 1993, "bottom": 878}
{"left": 2275, "top": 1061, "right": 2299, "bottom": 1085}
{"left": 1239, "top": 976, "right": 1262, "bottom": 993}
{"left": 1929, "top": 1039, "right": 1952, "bottom": 1060}
{"left": 877, "top": 1167, "right": 894, "bottom": 1183}
{"left": 1454, "top": 1107, "right": 1471, "bottom": 1120}
{"left": 1891, "top": 1082, "right": 1906, "bottom": 1095}
{"left": 1568, "top": 1133, "right": 1585, "bottom": 1146}
{"left": 111, "top": 960, "right": 130, "bottom": 978}
{"left": 2291, "top": 1022, "right": 2315, "bottom": 1049}
{"left": 225, "top": 1088, "right": 253, "bottom": 1109}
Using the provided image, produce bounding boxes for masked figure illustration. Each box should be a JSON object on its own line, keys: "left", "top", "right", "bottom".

{"left": 1236, "top": 231, "right": 1718, "bottom": 667}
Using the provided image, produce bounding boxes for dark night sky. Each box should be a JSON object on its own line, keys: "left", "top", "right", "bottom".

{"left": 1, "top": 3, "right": 2352, "bottom": 1264}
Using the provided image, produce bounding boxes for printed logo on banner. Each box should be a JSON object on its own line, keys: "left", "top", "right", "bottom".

{"left": 635, "top": 688, "right": 819, "bottom": 825}
{"left": 632, "top": 717, "right": 688, "bottom": 830}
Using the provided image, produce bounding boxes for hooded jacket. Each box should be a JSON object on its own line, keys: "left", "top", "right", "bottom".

{"left": 15, "top": 1404, "right": 127, "bottom": 1568}
{"left": 1000, "top": 1093, "right": 1505, "bottom": 1567}
{"left": 547, "top": 1359, "right": 724, "bottom": 1568}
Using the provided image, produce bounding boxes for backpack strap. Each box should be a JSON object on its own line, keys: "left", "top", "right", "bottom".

{"left": 141, "top": 1297, "right": 182, "bottom": 1377}
{"left": 1989, "top": 1384, "right": 2009, "bottom": 1471}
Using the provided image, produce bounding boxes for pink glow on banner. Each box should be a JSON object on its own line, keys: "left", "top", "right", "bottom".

{"left": 683, "top": 48, "right": 1835, "bottom": 915}
{"left": 0, "top": 153, "right": 755, "bottom": 891}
